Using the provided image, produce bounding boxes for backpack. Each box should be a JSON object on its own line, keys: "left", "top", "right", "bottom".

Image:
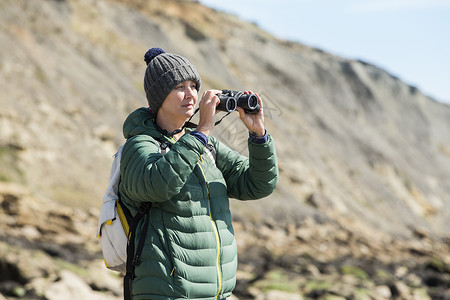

{"left": 96, "top": 139, "right": 217, "bottom": 272}
{"left": 96, "top": 144, "right": 133, "bottom": 273}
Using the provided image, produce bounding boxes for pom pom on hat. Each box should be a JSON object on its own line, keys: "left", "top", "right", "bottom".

{"left": 144, "top": 48, "right": 165, "bottom": 66}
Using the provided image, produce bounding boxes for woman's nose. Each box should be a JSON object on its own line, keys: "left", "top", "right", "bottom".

{"left": 186, "top": 86, "right": 196, "bottom": 98}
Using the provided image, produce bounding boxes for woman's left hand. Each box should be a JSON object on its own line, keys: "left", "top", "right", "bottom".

{"left": 236, "top": 91, "right": 265, "bottom": 137}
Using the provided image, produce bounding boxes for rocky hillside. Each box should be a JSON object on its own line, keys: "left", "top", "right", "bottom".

{"left": 1, "top": 0, "right": 450, "bottom": 299}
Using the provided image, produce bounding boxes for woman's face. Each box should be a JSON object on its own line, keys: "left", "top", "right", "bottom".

{"left": 158, "top": 80, "right": 198, "bottom": 122}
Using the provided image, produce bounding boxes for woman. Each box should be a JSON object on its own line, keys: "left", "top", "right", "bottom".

{"left": 119, "top": 48, "right": 278, "bottom": 299}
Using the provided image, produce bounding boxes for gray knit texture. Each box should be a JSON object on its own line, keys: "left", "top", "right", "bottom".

{"left": 144, "top": 52, "right": 201, "bottom": 114}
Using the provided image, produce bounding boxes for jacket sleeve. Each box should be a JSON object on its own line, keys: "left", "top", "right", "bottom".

{"left": 120, "top": 133, "right": 204, "bottom": 203}
{"left": 213, "top": 135, "right": 278, "bottom": 200}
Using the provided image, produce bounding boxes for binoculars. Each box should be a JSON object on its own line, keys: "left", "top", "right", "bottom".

{"left": 217, "top": 90, "right": 260, "bottom": 114}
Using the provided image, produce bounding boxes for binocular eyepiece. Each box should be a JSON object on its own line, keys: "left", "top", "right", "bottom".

{"left": 217, "top": 90, "right": 260, "bottom": 114}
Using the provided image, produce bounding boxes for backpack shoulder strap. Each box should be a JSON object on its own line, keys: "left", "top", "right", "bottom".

{"left": 157, "top": 140, "right": 169, "bottom": 155}
{"left": 205, "top": 143, "right": 216, "bottom": 166}
{"left": 124, "top": 202, "right": 150, "bottom": 300}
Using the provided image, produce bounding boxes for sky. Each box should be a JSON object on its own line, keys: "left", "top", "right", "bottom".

{"left": 199, "top": 0, "right": 450, "bottom": 103}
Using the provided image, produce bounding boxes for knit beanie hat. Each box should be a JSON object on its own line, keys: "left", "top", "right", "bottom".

{"left": 143, "top": 48, "right": 201, "bottom": 114}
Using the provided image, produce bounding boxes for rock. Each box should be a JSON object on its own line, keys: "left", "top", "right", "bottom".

{"left": 395, "top": 266, "right": 408, "bottom": 278}
{"left": 21, "top": 225, "right": 41, "bottom": 240}
{"left": 87, "top": 260, "right": 122, "bottom": 296}
{"left": 411, "top": 288, "right": 431, "bottom": 300}
{"left": 305, "top": 264, "right": 321, "bottom": 277}
{"left": 45, "top": 270, "right": 121, "bottom": 300}
{"left": 353, "top": 291, "right": 372, "bottom": 300}
{"left": 406, "top": 273, "right": 422, "bottom": 287}
{"left": 375, "top": 285, "right": 392, "bottom": 299}
{"left": 256, "top": 290, "right": 304, "bottom": 300}
{"left": 393, "top": 281, "right": 411, "bottom": 299}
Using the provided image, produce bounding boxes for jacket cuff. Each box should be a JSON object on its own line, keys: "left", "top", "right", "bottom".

{"left": 249, "top": 130, "right": 268, "bottom": 144}
{"left": 190, "top": 131, "right": 208, "bottom": 146}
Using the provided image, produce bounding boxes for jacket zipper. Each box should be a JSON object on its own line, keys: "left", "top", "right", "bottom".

{"left": 197, "top": 162, "right": 222, "bottom": 299}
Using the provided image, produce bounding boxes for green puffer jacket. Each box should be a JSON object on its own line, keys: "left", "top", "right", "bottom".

{"left": 119, "top": 107, "right": 278, "bottom": 300}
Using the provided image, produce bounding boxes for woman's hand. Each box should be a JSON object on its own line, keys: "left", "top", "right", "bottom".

{"left": 236, "top": 91, "right": 265, "bottom": 137}
{"left": 195, "top": 90, "right": 221, "bottom": 136}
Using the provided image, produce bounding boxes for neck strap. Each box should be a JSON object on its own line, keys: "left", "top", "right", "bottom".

{"left": 156, "top": 108, "right": 233, "bottom": 137}
{"left": 182, "top": 108, "right": 233, "bottom": 129}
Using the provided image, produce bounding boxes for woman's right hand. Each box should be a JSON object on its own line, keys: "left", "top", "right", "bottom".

{"left": 195, "top": 90, "right": 221, "bottom": 136}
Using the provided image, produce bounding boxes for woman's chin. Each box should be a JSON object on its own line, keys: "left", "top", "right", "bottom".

{"left": 183, "top": 107, "right": 195, "bottom": 117}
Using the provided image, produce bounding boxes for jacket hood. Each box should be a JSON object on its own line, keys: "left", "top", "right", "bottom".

{"left": 123, "top": 107, "right": 160, "bottom": 139}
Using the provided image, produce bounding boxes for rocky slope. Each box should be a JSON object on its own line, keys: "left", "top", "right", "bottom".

{"left": 1, "top": 0, "right": 450, "bottom": 299}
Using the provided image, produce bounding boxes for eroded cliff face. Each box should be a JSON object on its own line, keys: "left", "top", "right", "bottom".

{"left": 1, "top": 0, "right": 449, "bottom": 299}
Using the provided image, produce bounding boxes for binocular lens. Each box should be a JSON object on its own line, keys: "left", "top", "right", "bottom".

{"left": 226, "top": 98, "right": 237, "bottom": 111}
{"left": 218, "top": 97, "right": 237, "bottom": 112}
{"left": 237, "top": 94, "right": 258, "bottom": 110}
{"left": 247, "top": 94, "right": 258, "bottom": 109}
